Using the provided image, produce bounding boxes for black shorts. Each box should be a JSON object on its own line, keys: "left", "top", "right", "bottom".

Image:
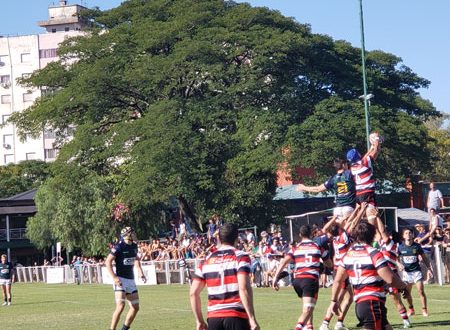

{"left": 207, "top": 317, "right": 250, "bottom": 330}
{"left": 293, "top": 277, "right": 319, "bottom": 298}
{"left": 357, "top": 192, "right": 377, "bottom": 206}
{"left": 355, "top": 299, "right": 389, "bottom": 330}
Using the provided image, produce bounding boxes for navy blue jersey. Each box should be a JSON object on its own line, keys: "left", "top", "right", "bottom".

{"left": 0, "top": 262, "right": 13, "bottom": 280}
{"left": 110, "top": 241, "right": 138, "bottom": 279}
{"left": 324, "top": 170, "right": 356, "bottom": 207}
{"left": 398, "top": 242, "right": 423, "bottom": 273}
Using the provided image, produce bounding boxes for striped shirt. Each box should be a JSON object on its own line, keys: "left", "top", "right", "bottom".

{"left": 333, "top": 230, "right": 351, "bottom": 264}
{"left": 193, "top": 246, "right": 251, "bottom": 319}
{"left": 288, "top": 240, "right": 325, "bottom": 280}
{"left": 380, "top": 239, "right": 398, "bottom": 271}
{"left": 350, "top": 155, "right": 376, "bottom": 195}
{"left": 339, "top": 243, "right": 388, "bottom": 303}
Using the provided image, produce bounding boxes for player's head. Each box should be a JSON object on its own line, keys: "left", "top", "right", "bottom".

{"left": 218, "top": 223, "right": 238, "bottom": 245}
{"left": 402, "top": 227, "right": 414, "bottom": 240}
{"left": 346, "top": 148, "right": 361, "bottom": 164}
{"left": 353, "top": 220, "right": 376, "bottom": 244}
{"left": 333, "top": 158, "right": 346, "bottom": 170}
{"left": 299, "top": 225, "right": 312, "bottom": 239}
{"left": 1, "top": 254, "right": 6, "bottom": 262}
{"left": 120, "top": 226, "right": 135, "bottom": 244}
{"left": 327, "top": 223, "right": 340, "bottom": 237}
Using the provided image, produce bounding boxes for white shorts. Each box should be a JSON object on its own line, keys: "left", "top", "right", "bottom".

{"left": 0, "top": 279, "right": 11, "bottom": 286}
{"left": 113, "top": 277, "right": 137, "bottom": 294}
{"left": 333, "top": 206, "right": 355, "bottom": 219}
{"left": 403, "top": 270, "right": 423, "bottom": 284}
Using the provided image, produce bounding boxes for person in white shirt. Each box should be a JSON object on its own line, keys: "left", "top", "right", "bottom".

{"left": 427, "top": 182, "right": 444, "bottom": 212}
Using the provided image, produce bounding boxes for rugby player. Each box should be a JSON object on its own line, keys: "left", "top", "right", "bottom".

{"left": 398, "top": 228, "right": 433, "bottom": 317}
{"left": 319, "top": 204, "right": 367, "bottom": 330}
{"left": 106, "top": 227, "right": 146, "bottom": 330}
{"left": 346, "top": 133, "right": 384, "bottom": 235}
{"left": 272, "top": 225, "right": 328, "bottom": 330}
{"left": 298, "top": 158, "right": 356, "bottom": 221}
{"left": 327, "top": 221, "right": 410, "bottom": 330}
{"left": 190, "top": 223, "right": 260, "bottom": 330}
{"left": 376, "top": 219, "right": 411, "bottom": 328}
{"left": 0, "top": 254, "right": 14, "bottom": 306}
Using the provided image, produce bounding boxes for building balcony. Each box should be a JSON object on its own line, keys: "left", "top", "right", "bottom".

{"left": 0, "top": 228, "right": 27, "bottom": 241}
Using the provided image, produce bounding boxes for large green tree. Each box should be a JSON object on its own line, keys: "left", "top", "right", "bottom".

{"left": 0, "top": 160, "right": 50, "bottom": 198}
{"left": 11, "top": 0, "right": 440, "bottom": 253}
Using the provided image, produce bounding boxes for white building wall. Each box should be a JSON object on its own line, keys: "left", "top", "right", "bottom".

{"left": 0, "top": 29, "right": 82, "bottom": 166}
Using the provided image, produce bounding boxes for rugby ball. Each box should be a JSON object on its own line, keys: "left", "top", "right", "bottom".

{"left": 369, "top": 132, "right": 384, "bottom": 145}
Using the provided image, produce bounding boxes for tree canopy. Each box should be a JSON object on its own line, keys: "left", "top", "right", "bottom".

{"left": 11, "top": 0, "right": 440, "bottom": 254}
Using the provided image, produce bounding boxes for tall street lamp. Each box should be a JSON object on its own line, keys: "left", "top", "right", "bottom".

{"left": 359, "top": 0, "right": 371, "bottom": 150}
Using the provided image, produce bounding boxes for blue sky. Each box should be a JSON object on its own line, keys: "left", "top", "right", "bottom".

{"left": 1, "top": 0, "right": 449, "bottom": 114}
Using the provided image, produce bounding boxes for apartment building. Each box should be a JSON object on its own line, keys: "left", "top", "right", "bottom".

{"left": 0, "top": 1, "right": 86, "bottom": 165}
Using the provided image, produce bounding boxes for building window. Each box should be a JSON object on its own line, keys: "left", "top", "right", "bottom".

{"left": 39, "top": 48, "right": 58, "bottom": 59}
{"left": 0, "top": 75, "right": 10, "bottom": 87}
{"left": 2, "top": 115, "right": 10, "bottom": 125}
{"left": 45, "top": 148, "right": 58, "bottom": 159}
{"left": 1, "top": 95, "right": 11, "bottom": 104}
{"left": 21, "top": 53, "right": 31, "bottom": 63}
{"left": 3, "top": 134, "right": 13, "bottom": 149}
{"left": 0, "top": 55, "right": 8, "bottom": 65}
{"left": 26, "top": 152, "right": 36, "bottom": 160}
{"left": 65, "top": 27, "right": 70, "bottom": 32}
{"left": 23, "top": 93, "right": 33, "bottom": 102}
{"left": 4, "top": 154, "right": 14, "bottom": 164}
{"left": 51, "top": 28, "right": 57, "bottom": 33}
{"left": 44, "top": 129, "right": 56, "bottom": 139}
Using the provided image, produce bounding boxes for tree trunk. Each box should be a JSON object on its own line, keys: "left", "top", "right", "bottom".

{"left": 177, "top": 196, "right": 203, "bottom": 232}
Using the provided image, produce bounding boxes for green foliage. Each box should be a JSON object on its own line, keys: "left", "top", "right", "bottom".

{"left": 10, "top": 0, "right": 442, "bottom": 252}
{"left": 424, "top": 115, "right": 450, "bottom": 181}
{"left": 0, "top": 160, "right": 50, "bottom": 198}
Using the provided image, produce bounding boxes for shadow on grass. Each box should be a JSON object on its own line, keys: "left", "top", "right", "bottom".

{"left": 345, "top": 318, "right": 450, "bottom": 330}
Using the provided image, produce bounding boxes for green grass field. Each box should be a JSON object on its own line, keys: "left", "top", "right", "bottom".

{"left": 1, "top": 283, "right": 450, "bottom": 329}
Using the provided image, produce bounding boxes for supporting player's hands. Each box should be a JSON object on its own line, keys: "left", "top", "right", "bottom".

{"left": 196, "top": 320, "right": 207, "bottom": 330}
{"left": 140, "top": 274, "right": 147, "bottom": 283}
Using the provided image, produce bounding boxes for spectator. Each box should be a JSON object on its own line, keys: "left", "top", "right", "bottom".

{"left": 427, "top": 182, "right": 445, "bottom": 212}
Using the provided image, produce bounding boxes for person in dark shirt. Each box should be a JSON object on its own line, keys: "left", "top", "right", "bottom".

{"left": 298, "top": 158, "right": 356, "bottom": 221}
{"left": 398, "top": 228, "right": 433, "bottom": 317}
{"left": 106, "top": 227, "right": 146, "bottom": 330}
{"left": 0, "top": 254, "right": 14, "bottom": 306}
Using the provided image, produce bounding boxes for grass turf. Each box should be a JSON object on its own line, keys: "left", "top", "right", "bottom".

{"left": 1, "top": 283, "right": 450, "bottom": 329}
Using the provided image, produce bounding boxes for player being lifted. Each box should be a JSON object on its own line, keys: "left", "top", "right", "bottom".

{"left": 106, "top": 227, "right": 146, "bottom": 330}
{"left": 298, "top": 158, "right": 356, "bottom": 221}
{"left": 346, "top": 132, "right": 385, "bottom": 236}
{"left": 0, "top": 254, "right": 14, "bottom": 306}
{"left": 272, "top": 224, "right": 329, "bottom": 330}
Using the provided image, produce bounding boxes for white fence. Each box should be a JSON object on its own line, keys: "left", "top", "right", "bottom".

{"left": 15, "top": 246, "right": 448, "bottom": 286}
{"left": 15, "top": 259, "right": 201, "bottom": 285}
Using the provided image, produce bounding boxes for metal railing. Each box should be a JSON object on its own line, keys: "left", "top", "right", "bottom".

{"left": 0, "top": 227, "right": 27, "bottom": 240}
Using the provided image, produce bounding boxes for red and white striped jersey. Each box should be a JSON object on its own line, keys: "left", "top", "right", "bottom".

{"left": 350, "top": 155, "right": 376, "bottom": 195}
{"left": 333, "top": 230, "right": 351, "bottom": 264}
{"left": 288, "top": 239, "right": 325, "bottom": 280}
{"left": 380, "top": 238, "right": 398, "bottom": 271}
{"left": 192, "top": 246, "right": 251, "bottom": 319}
{"left": 339, "top": 243, "right": 388, "bottom": 303}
